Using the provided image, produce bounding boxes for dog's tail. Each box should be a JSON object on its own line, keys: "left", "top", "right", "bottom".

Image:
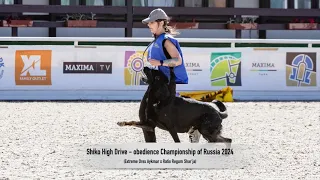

{"left": 211, "top": 100, "right": 228, "bottom": 119}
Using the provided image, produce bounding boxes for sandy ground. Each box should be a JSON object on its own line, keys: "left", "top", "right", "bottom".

{"left": 0, "top": 101, "right": 319, "bottom": 180}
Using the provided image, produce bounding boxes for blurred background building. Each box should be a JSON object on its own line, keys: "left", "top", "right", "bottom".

{"left": 0, "top": 0, "right": 318, "bottom": 39}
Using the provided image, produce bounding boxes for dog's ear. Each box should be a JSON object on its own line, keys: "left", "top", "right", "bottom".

{"left": 156, "top": 69, "right": 169, "bottom": 84}
{"left": 169, "top": 67, "right": 175, "bottom": 76}
{"left": 164, "top": 75, "right": 169, "bottom": 84}
{"left": 143, "top": 67, "right": 153, "bottom": 81}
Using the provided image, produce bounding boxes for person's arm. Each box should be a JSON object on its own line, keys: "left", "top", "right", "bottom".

{"left": 162, "top": 40, "right": 182, "bottom": 67}
{"left": 148, "top": 39, "right": 182, "bottom": 67}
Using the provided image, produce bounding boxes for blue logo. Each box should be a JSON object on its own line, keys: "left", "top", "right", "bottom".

{"left": 0, "top": 57, "right": 4, "bottom": 80}
{"left": 286, "top": 53, "right": 316, "bottom": 86}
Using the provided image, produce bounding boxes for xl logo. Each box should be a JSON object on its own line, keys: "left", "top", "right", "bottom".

{"left": 20, "top": 55, "right": 46, "bottom": 76}
{"left": 15, "top": 50, "right": 52, "bottom": 85}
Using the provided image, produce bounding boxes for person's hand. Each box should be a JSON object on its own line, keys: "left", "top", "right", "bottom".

{"left": 148, "top": 59, "right": 161, "bottom": 66}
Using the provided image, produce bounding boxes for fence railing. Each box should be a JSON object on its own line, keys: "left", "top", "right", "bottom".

{"left": 0, "top": 37, "right": 320, "bottom": 47}
{"left": 0, "top": 3, "right": 320, "bottom": 38}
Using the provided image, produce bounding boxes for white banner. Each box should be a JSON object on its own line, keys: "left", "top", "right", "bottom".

{"left": 75, "top": 143, "right": 247, "bottom": 169}
{"left": 120, "top": 46, "right": 320, "bottom": 91}
{"left": 241, "top": 48, "right": 320, "bottom": 91}
{"left": 0, "top": 45, "right": 319, "bottom": 100}
{"left": 0, "top": 46, "right": 124, "bottom": 90}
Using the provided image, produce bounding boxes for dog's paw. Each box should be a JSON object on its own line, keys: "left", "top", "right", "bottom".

{"left": 222, "top": 142, "right": 232, "bottom": 157}
{"left": 117, "top": 121, "right": 126, "bottom": 126}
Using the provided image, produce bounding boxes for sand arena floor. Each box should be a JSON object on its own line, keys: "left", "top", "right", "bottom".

{"left": 0, "top": 101, "right": 319, "bottom": 180}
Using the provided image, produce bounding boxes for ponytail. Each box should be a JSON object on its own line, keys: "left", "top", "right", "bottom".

{"left": 164, "top": 21, "right": 180, "bottom": 36}
{"left": 156, "top": 19, "right": 180, "bottom": 36}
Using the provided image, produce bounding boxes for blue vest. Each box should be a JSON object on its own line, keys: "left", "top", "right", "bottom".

{"left": 147, "top": 33, "right": 188, "bottom": 84}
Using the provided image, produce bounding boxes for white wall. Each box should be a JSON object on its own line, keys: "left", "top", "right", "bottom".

{"left": 56, "top": 28, "right": 124, "bottom": 37}
{"left": 0, "top": 0, "right": 317, "bottom": 39}
{"left": 0, "top": 28, "right": 12, "bottom": 37}
{"left": 22, "top": 0, "right": 49, "bottom": 15}
{"left": 267, "top": 30, "right": 320, "bottom": 39}
{"left": 16, "top": 0, "right": 49, "bottom": 37}
{"left": 22, "top": 0, "right": 49, "bottom": 5}
{"left": 132, "top": 28, "right": 235, "bottom": 38}
{"left": 235, "top": 0, "right": 259, "bottom": 8}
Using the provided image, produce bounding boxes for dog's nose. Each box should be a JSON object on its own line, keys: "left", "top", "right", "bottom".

{"left": 141, "top": 77, "right": 148, "bottom": 84}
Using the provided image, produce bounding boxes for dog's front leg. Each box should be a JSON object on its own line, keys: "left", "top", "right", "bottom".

{"left": 216, "top": 135, "right": 232, "bottom": 149}
{"left": 142, "top": 129, "right": 156, "bottom": 142}
{"left": 168, "top": 129, "right": 181, "bottom": 143}
{"left": 139, "top": 92, "right": 157, "bottom": 142}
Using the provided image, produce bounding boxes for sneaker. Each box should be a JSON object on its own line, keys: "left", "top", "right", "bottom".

{"left": 188, "top": 127, "right": 201, "bottom": 143}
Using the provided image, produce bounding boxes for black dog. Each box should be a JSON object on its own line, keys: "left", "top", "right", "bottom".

{"left": 117, "top": 67, "right": 232, "bottom": 146}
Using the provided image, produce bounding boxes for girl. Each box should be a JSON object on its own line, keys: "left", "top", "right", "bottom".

{"left": 139, "top": 8, "right": 201, "bottom": 143}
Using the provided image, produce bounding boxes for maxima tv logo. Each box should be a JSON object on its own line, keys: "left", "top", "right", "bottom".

{"left": 63, "top": 62, "right": 112, "bottom": 74}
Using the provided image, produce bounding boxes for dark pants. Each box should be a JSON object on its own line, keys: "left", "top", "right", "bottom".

{"left": 139, "top": 90, "right": 157, "bottom": 142}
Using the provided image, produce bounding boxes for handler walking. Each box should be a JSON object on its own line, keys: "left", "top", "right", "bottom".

{"left": 139, "top": 8, "right": 201, "bottom": 143}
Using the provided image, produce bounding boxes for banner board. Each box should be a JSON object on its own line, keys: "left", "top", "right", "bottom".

{"left": 0, "top": 45, "right": 319, "bottom": 100}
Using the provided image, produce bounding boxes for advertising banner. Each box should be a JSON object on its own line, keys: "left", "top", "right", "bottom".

{"left": 0, "top": 49, "right": 14, "bottom": 89}
{"left": 1, "top": 46, "right": 123, "bottom": 90}
{"left": 241, "top": 48, "right": 319, "bottom": 91}
{"left": 122, "top": 47, "right": 250, "bottom": 91}
{"left": 0, "top": 44, "right": 319, "bottom": 100}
